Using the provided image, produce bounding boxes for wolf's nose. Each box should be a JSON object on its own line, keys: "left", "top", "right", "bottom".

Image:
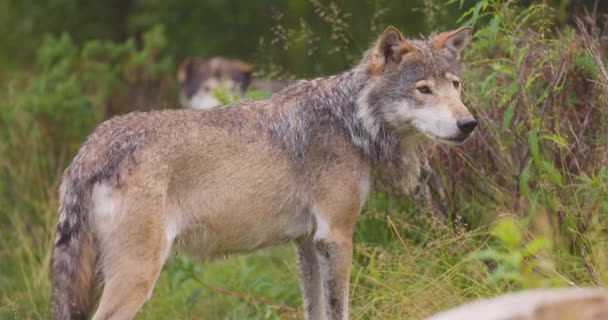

{"left": 457, "top": 118, "right": 477, "bottom": 135}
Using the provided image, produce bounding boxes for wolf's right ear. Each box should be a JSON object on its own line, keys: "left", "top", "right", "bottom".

{"left": 370, "top": 26, "right": 413, "bottom": 74}
{"left": 431, "top": 27, "right": 473, "bottom": 60}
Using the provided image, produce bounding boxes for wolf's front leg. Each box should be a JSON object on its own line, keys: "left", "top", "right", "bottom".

{"left": 297, "top": 238, "right": 326, "bottom": 320}
{"left": 314, "top": 234, "right": 353, "bottom": 320}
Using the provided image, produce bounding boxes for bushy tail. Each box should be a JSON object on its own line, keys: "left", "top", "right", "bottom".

{"left": 51, "top": 182, "right": 96, "bottom": 320}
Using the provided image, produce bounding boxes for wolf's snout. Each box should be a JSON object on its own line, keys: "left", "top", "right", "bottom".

{"left": 457, "top": 118, "right": 477, "bottom": 135}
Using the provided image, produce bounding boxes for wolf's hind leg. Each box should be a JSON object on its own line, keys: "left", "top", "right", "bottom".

{"left": 91, "top": 205, "right": 168, "bottom": 320}
{"left": 297, "top": 237, "right": 326, "bottom": 320}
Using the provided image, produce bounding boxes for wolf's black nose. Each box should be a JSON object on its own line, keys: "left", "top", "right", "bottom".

{"left": 457, "top": 118, "right": 477, "bottom": 134}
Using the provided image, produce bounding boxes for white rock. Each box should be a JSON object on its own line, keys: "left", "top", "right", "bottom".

{"left": 426, "top": 287, "right": 608, "bottom": 320}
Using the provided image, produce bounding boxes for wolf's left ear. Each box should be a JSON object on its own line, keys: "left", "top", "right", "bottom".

{"left": 371, "top": 26, "right": 413, "bottom": 73}
{"left": 431, "top": 26, "right": 473, "bottom": 59}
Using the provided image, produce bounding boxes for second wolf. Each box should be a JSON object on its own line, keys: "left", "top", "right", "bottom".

{"left": 51, "top": 26, "right": 476, "bottom": 320}
{"left": 177, "top": 57, "right": 285, "bottom": 109}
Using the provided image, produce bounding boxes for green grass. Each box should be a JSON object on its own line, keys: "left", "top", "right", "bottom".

{"left": 140, "top": 246, "right": 300, "bottom": 319}
{"left": 0, "top": 206, "right": 608, "bottom": 319}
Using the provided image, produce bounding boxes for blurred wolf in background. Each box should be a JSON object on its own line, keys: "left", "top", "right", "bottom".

{"left": 178, "top": 57, "right": 285, "bottom": 109}
{"left": 51, "top": 26, "right": 475, "bottom": 320}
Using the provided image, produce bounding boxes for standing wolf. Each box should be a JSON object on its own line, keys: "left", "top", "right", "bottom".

{"left": 51, "top": 26, "right": 476, "bottom": 320}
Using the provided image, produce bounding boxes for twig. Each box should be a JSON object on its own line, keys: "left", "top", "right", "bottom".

{"left": 185, "top": 267, "right": 301, "bottom": 316}
{"left": 575, "top": 17, "right": 608, "bottom": 89}
{"left": 579, "top": 246, "right": 603, "bottom": 285}
{"left": 387, "top": 215, "right": 410, "bottom": 256}
{"left": 209, "top": 284, "right": 302, "bottom": 315}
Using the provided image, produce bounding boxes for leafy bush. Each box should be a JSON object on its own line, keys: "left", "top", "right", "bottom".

{"left": 0, "top": 25, "right": 172, "bottom": 318}
{"left": 472, "top": 217, "right": 559, "bottom": 288}
{"left": 420, "top": 2, "right": 608, "bottom": 279}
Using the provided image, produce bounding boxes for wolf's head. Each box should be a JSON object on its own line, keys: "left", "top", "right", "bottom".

{"left": 359, "top": 26, "right": 476, "bottom": 145}
{"left": 178, "top": 57, "right": 253, "bottom": 110}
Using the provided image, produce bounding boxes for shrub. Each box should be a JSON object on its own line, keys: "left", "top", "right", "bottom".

{"left": 0, "top": 25, "right": 172, "bottom": 318}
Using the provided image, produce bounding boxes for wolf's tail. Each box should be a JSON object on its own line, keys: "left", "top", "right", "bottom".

{"left": 51, "top": 180, "right": 96, "bottom": 320}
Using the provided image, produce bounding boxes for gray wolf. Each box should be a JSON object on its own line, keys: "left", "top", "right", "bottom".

{"left": 178, "top": 57, "right": 285, "bottom": 109}
{"left": 51, "top": 26, "right": 475, "bottom": 320}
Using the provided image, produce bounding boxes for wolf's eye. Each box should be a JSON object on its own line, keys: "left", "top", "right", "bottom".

{"left": 452, "top": 80, "right": 460, "bottom": 89}
{"left": 417, "top": 86, "right": 432, "bottom": 94}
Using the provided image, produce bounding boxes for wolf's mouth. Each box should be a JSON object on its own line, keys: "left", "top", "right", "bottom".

{"left": 430, "top": 133, "right": 472, "bottom": 145}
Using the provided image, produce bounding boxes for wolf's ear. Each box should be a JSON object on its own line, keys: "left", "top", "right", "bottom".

{"left": 228, "top": 61, "right": 254, "bottom": 92}
{"left": 370, "top": 26, "right": 413, "bottom": 73}
{"left": 178, "top": 58, "right": 203, "bottom": 84}
{"left": 431, "top": 26, "right": 473, "bottom": 59}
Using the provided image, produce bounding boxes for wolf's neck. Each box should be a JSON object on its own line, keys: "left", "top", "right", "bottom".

{"left": 267, "top": 63, "right": 422, "bottom": 192}
{"left": 270, "top": 65, "right": 393, "bottom": 157}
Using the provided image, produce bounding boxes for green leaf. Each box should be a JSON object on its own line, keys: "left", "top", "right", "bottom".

{"left": 502, "top": 103, "right": 515, "bottom": 130}
{"left": 540, "top": 160, "right": 563, "bottom": 186}
{"left": 490, "top": 62, "right": 515, "bottom": 76}
{"left": 499, "top": 82, "right": 518, "bottom": 106}
{"left": 519, "top": 159, "right": 532, "bottom": 195}
{"left": 539, "top": 134, "right": 568, "bottom": 149}
{"left": 523, "top": 237, "right": 550, "bottom": 256}
{"left": 488, "top": 264, "right": 507, "bottom": 283}
{"left": 488, "top": 15, "right": 501, "bottom": 37}
{"left": 169, "top": 270, "right": 189, "bottom": 292}
{"left": 505, "top": 250, "right": 523, "bottom": 268}
{"left": 186, "top": 288, "right": 203, "bottom": 315}
{"left": 459, "top": 0, "right": 487, "bottom": 25}
{"left": 599, "top": 166, "right": 607, "bottom": 179}
{"left": 496, "top": 270, "right": 524, "bottom": 284}
{"left": 213, "top": 87, "right": 238, "bottom": 105}
{"left": 492, "top": 218, "right": 522, "bottom": 250}
{"left": 193, "top": 265, "right": 204, "bottom": 278}
{"left": 527, "top": 130, "right": 540, "bottom": 162}
{"left": 472, "top": 248, "right": 509, "bottom": 261}
{"left": 245, "top": 89, "right": 272, "bottom": 100}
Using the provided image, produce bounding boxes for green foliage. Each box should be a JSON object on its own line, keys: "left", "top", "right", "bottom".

{"left": 157, "top": 247, "right": 301, "bottom": 319}
{"left": 212, "top": 87, "right": 239, "bottom": 106}
{"left": 472, "top": 218, "right": 560, "bottom": 288}
{"left": 0, "top": 25, "right": 171, "bottom": 319}
{"left": 424, "top": 0, "right": 608, "bottom": 232}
